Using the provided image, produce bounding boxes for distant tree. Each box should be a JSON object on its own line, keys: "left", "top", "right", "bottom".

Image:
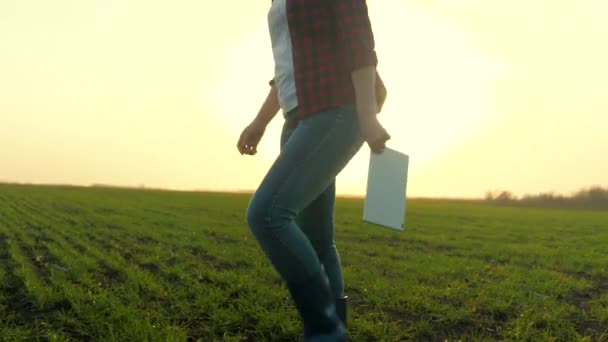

{"left": 485, "top": 190, "right": 515, "bottom": 202}
{"left": 575, "top": 186, "right": 608, "bottom": 200}
{"left": 485, "top": 191, "right": 495, "bottom": 201}
{"left": 495, "top": 191, "right": 515, "bottom": 202}
{"left": 572, "top": 186, "right": 608, "bottom": 208}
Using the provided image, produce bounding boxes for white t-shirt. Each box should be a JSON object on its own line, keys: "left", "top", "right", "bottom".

{"left": 268, "top": 0, "right": 298, "bottom": 114}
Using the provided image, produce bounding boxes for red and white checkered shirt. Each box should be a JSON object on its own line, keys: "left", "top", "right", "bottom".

{"left": 269, "top": 0, "right": 379, "bottom": 118}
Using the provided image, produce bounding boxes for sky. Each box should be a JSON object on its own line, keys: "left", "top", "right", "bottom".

{"left": 1, "top": 0, "right": 606, "bottom": 198}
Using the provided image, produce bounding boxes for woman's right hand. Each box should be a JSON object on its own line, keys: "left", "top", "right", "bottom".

{"left": 237, "top": 119, "right": 267, "bottom": 156}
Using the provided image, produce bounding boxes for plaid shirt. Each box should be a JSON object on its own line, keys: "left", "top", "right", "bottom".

{"left": 270, "top": 0, "right": 379, "bottom": 118}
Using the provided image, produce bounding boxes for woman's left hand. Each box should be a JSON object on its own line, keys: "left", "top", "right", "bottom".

{"left": 359, "top": 115, "right": 391, "bottom": 153}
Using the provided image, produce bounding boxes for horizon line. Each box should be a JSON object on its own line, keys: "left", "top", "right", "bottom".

{"left": 0, "top": 180, "right": 483, "bottom": 201}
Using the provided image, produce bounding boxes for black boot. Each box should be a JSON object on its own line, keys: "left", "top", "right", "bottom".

{"left": 285, "top": 271, "right": 344, "bottom": 340}
{"left": 335, "top": 296, "right": 347, "bottom": 328}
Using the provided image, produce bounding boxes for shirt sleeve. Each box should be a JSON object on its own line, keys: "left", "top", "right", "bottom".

{"left": 331, "top": 0, "right": 378, "bottom": 71}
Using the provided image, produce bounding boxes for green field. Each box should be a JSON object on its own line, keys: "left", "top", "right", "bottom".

{"left": 0, "top": 183, "right": 607, "bottom": 341}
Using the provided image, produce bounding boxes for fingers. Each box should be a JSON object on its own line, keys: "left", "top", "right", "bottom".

{"left": 246, "top": 144, "right": 258, "bottom": 155}
{"left": 369, "top": 136, "right": 386, "bottom": 153}
{"left": 242, "top": 144, "right": 257, "bottom": 155}
{"left": 370, "top": 130, "right": 391, "bottom": 154}
{"left": 237, "top": 131, "right": 260, "bottom": 156}
{"left": 238, "top": 133, "right": 253, "bottom": 155}
{"left": 237, "top": 132, "right": 246, "bottom": 155}
{"left": 370, "top": 141, "right": 386, "bottom": 154}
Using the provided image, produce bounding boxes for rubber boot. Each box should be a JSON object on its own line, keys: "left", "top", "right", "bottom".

{"left": 335, "top": 296, "right": 347, "bottom": 328}
{"left": 285, "top": 271, "right": 346, "bottom": 341}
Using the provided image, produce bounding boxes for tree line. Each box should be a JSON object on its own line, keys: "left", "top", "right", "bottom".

{"left": 485, "top": 186, "right": 608, "bottom": 210}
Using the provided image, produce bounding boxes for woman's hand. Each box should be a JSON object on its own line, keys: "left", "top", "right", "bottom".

{"left": 238, "top": 85, "right": 279, "bottom": 156}
{"left": 359, "top": 114, "right": 391, "bottom": 154}
{"left": 237, "top": 119, "right": 267, "bottom": 156}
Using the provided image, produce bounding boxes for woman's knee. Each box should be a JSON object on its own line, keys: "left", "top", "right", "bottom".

{"left": 247, "top": 193, "right": 296, "bottom": 235}
{"left": 246, "top": 195, "right": 266, "bottom": 232}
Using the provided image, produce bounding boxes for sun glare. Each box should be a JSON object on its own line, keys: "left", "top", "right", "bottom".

{"left": 209, "top": 2, "right": 510, "bottom": 195}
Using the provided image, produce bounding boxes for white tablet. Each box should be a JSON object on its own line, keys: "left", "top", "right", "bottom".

{"left": 363, "top": 148, "right": 409, "bottom": 231}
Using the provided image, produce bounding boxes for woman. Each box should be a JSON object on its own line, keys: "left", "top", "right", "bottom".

{"left": 237, "top": 0, "right": 389, "bottom": 340}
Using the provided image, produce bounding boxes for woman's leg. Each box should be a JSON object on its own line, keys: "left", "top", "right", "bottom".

{"left": 281, "top": 114, "right": 345, "bottom": 299}
{"left": 296, "top": 181, "right": 345, "bottom": 300}
{"left": 246, "top": 104, "right": 363, "bottom": 336}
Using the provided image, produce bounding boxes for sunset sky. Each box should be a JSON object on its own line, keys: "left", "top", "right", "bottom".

{"left": 1, "top": 0, "right": 606, "bottom": 198}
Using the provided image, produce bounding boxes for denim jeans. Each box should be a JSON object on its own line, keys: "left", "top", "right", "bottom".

{"left": 246, "top": 103, "right": 364, "bottom": 299}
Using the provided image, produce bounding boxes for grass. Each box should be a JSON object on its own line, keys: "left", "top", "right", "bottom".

{"left": 0, "top": 183, "right": 607, "bottom": 341}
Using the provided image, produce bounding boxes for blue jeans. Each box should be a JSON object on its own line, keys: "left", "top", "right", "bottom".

{"left": 246, "top": 104, "right": 364, "bottom": 332}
